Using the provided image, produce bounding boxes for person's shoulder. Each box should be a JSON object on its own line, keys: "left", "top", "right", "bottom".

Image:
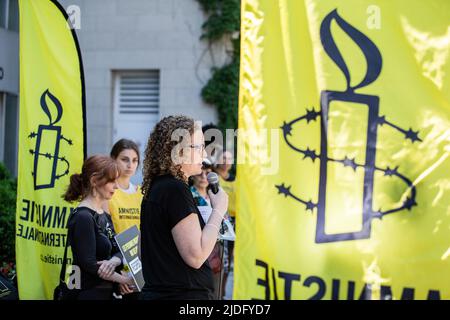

{"left": 68, "top": 207, "right": 95, "bottom": 229}
{"left": 155, "top": 175, "right": 188, "bottom": 191}
{"left": 147, "top": 176, "right": 188, "bottom": 204}
{"left": 72, "top": 207, "right": 95, "bottom": 221}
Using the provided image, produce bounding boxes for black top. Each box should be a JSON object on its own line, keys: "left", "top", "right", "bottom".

{"left": 140, "top": 174, "right": 214, "bottom": 300}
{"left": 67, "top": 207, "right": 122, "bottom": 290}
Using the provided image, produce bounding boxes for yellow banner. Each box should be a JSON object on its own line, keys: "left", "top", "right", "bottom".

{"left": 16, "top": 0, "right": 85, "bottom": 299}
{"left": 235, "top": 0, "right": 450, "bottom": 300}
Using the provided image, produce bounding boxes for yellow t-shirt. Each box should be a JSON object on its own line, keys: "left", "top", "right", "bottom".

{"left": 108, "top": 185, "right": 143, "bottom": 234}
{"left": 220, "top": 176, "right": 237, "bottom": 217}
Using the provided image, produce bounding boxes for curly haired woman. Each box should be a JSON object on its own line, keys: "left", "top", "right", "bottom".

{"left": 140, "top": 115, "right": 228, "bottom": 300}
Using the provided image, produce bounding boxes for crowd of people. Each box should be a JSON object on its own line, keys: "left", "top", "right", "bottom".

{"left": 60, "top": 115, "right": 237, "bottom": 300}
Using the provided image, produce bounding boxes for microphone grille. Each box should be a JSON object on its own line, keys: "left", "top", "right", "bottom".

{"left": 207, "top": 172, "right": 219, "bottom": 184}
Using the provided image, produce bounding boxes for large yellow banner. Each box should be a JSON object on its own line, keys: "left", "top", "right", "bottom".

{"left": 16, "top": 0, "right": 85, "bottom": 299}
{"left": 235, "top": 0, "right": 450, "bottom": 300}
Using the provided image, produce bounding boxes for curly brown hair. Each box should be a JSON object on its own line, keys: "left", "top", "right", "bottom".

{"left": 141, "top": 115, "right": 199, "bottom": 197}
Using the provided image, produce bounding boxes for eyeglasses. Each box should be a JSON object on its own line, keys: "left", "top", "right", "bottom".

{"left": 190, "top": 144, "right": 205, "bottom": 152}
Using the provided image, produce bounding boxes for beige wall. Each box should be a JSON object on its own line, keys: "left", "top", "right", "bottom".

{"left": 58, "top": 0, "right": 228, "bottom": 155}
{"left": 0, "top": 28, "right": 18, "bottom": 94}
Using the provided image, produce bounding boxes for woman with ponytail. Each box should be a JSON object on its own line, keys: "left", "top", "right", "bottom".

{"left": 63, "top": 155, "right": 134, "bottom": 300}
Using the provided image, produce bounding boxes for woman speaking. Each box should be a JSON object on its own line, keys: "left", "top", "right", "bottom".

{"left": 140, "top": 116, "right": 228, "bottom": 300}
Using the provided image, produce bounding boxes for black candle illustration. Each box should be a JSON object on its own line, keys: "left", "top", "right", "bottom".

{"left": 29, "top": 89, "right": 72, "bottom": 190}
{"left": 277, "top": 9, "right": 421, "bottom": 243}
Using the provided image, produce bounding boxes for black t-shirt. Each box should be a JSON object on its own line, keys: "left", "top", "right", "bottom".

{"left": 67, "top": 207, "right": 122, "bottom": 290}
{"left": 140, "top": 174, "right": 214, "bottom": 300}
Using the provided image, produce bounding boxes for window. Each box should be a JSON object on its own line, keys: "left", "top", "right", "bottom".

{"left": 0, "top": 0, "right": 7, "bottom": 29}
{"left": 113, "top": 70, "right": 160, "bottom": 184}
{"left": 0, "top": 0, "right": 18, "bottom": 31}
{"left": 117, "top": 71, "right": 160, "bottom": 115}
{"left": 7, "top": 0, "right": 18, "bottom": 31}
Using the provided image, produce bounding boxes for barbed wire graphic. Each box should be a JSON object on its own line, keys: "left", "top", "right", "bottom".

{"left": 277, "top": 107, "right": 419, "bottom": 220}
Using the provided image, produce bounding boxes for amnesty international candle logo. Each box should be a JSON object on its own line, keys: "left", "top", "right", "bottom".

{"left": 16, "top": 0, "right": 86, "bottom": 299}
{"left": 236, "top": 0, "right": 449, "bottom": 300}
{"left": 276, "top": 9, "right": 422, "bottom": 243}
{"left": 28, "top": 90, "right": 73, "bottom": 190}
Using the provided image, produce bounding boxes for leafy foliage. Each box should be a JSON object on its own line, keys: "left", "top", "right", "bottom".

{"left": 197, "top": 0, "right": 241, "bottom": 132}
{"left": 0, "top": 163, "right": 17, "bottom": 269}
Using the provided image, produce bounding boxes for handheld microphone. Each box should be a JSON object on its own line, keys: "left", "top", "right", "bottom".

{"left": 202, "top": 158, "right": 213, "bottom": 168}
{"left": 206, "top": 172, "right": 220, "bottom": 194}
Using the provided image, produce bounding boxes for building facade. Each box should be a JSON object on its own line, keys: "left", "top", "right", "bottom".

{"left": 1, "top": 0, "right": 228, "bottom": 181}
{"left": 0, "top": 0, "right": 19, "bottom": 176}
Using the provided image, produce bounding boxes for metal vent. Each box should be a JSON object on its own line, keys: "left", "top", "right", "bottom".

{"left": 118, "top": 71, "right": 159, "bottom": 114}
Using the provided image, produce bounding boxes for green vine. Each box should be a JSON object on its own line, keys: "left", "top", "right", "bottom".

{"left": 0, "top": 162, "right": 17, "bottom": 270}
{"left": 197, "top": 0, "right": 241, "bottom": 132}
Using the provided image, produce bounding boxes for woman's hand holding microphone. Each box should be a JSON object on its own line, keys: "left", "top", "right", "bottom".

{"left": 207, "top": 187, "right": 228, "bottom": 232}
